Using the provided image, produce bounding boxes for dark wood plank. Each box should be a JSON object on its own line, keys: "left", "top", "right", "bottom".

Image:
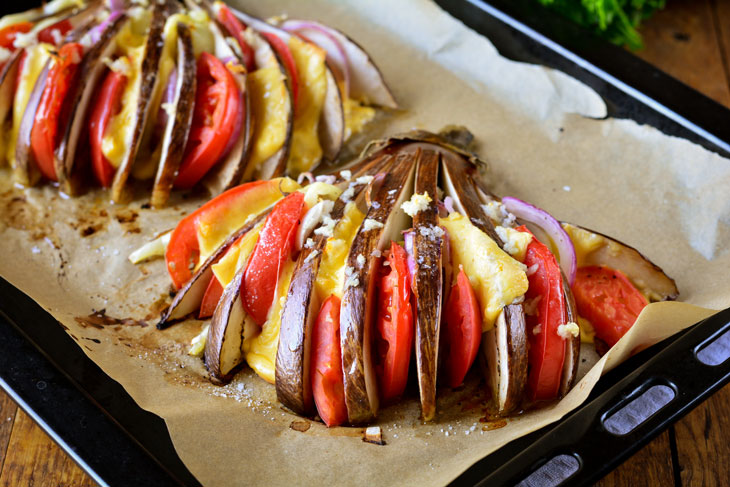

{"left": 0, "top": 390, "right": 18, "bottom": 471}
{"left": 712, "top": 0, "right": 730, "bottom": 98}
{"left": 674, "top": 383, "right": 730, "bottom": 486}
{"left": 0, "top": 408, "right": 96, "bottom": 487}
{"left": 594, "top": 430, "right": 675, "bottom": 487}
{"left": 636, "top": 0, "right": 730, "bottom": 108}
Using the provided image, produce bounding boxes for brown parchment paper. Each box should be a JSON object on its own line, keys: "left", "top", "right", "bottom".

{"left": 1, "top": 0, "right": 729, "bottom": 485}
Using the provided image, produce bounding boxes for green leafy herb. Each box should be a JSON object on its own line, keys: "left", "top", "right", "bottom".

{"left": 536, "top": 0, "right": 665, "bottom": 49}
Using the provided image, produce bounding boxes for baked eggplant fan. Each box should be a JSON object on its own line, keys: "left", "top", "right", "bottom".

{"left": 131, "top": 128, "right": 678, "bottom": 426}
{"left": 0, "top": 0, "right": 395, "bottom": 206}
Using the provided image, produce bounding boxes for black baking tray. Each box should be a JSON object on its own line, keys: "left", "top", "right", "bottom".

{"left": 2, "top": 1, "right": 730, "bottom": 486}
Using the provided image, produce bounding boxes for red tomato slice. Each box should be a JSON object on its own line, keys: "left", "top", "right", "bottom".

{"left": 88, "top": 69, "right": 126, "bottom": 187}
{"left": 241, "top": 191, "right": 304, "bottom": 325}
{"left": 199, "top": 275, "right": 224, "bottom": 319}
{"left": 175, "top": 52, "right": 242, "bottom": 189}
{"left": 311, "top": 294, "right": 348, "bottom": 427}
{"left": 518, "top": 225, "right": 567, "bottom": 402}
{"left": 165, "top": 180, "right": 273, "bottom": 289}
{"left": 30, "top": 42, "right": 84, "bottom": 182}
{"left": 573, "top": 266, "right": 647, "bottom": 348}
{"left": 216, "top": 4, "right": 256, "bottom": 72}
{"left": 374, "top": 242, "right": 414, "bottom": 403}
{"left": 260, "top": 32, "right": 299, "bottom": 109}
{"left": 0, "top": 22, "right": 33, "bottom": 49}
{"left": 442, "top": 267, "right": 481, "bottom": 388}
{"left": 37, "top": 19, "right": 72, "bottom": 45}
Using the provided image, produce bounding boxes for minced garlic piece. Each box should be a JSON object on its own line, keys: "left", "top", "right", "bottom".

{"left": 362, "top": 218, "right": 384, "bottom": 231}
{"left": 401, "top": 192, "right": 432, "bottom": 217}
{"left": 557, "top": 322, "right": 580, "bottom": 339}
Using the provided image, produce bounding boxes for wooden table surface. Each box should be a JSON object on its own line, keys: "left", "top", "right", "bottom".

{"left": 1, "top": 1, "right": 729, "bottom": 485}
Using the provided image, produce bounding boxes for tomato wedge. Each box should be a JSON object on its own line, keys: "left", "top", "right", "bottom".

{"left": 216, "top": 4, "right": 256, "bottom": 72}
{"left": 260, "top": 32, "right": 299, "bottom": 109}
{"left": 37, "top": 19, "right": 72, "bottom": 46}
{"left": 199, "top": 275, "right": 224, "bottom": 319}
{"left": 241, "top": 191, "right": 304, "bottom": 325}
{"left": 30, "top": 42, "right": 84, "bottom": 181}
{"left": 0, "top": 22, "right": 33, "bottom": 49}
{"left": 442, "top": 267, "right": 481, "bottom": 388}
{"left": 311, "top": 294, "right": 347, "bottom": 427}
{"left": 518, "top": 225, "right": 567, "bottom": 402}
{"left": 88, "top": 69, "right": 126, "bottom": 187}
{"left": 374, "top": 242, "right": 414, "bottom": 404}
{"left": 573, "top": 265, "right": 647, "bottom": 348}
{"left": 165, "top": 180, "right": 276, "bottom": 289}
{"left": 175, "top": 52, "right": 242, "bottom": 189}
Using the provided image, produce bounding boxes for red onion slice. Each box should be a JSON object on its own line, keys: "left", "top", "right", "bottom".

{"left": 501, "top": 196, "right": 576, "bottom": 285}
{"left": 281, "top": 20, "right": 350, "bottom": 99}
{"left": 88, "top": 11, "right": 122, "bottom": 45}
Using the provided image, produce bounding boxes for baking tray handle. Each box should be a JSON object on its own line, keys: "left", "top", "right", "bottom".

{"left": 476, "top": 307, "right": 730, "bottom": 486}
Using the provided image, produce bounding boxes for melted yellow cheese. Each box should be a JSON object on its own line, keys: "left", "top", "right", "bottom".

{"left": 101, "top": 12, "right": 151, "bottom": 169}
{"left": 343, "top": 96, "right": 375, "bottom": 141}
{"left": 6, "top": 43, "right": 53, "bottom": 167}
{"left": 495, "top": 225, "right": 533, "bottom": 262}
{"left": 440, "top": 213, "right": 529, "bottom": 331}
{"left": 243, "top": 258, "right": 295, "bottom": 383}
{"left": 211, "top": 221, "right": 263, "bottom": 287}
{"left": 578, "top": 316, "right": 595, "bottom": 344}
{"left": 195, "top": 177, "right": 300, "bottom": 265}
{"left": 245, "top": 66, "right": 289, "bottom": 177}
{"left": 315, "top": 202, "right": 365, "bottom": 302}
{"left": 562, "top": 223, "right": 605, "bottom": 267}
{"left": 286, "top": 36, "right": 326, "bottom": 176}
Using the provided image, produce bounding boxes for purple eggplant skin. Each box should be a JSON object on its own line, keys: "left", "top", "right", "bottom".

{"left": 275, "top": 152, "right": 393, "bottom": 417}
{"left": 275, "top": 201, "right": 348, "bottom": 416}
{"left": 318, "top": 64, "right": 345, "bottom": 163}
{"left": 410, "top": 148, "right": 443, "bottom": 422}
{"left": 559, "top": 273, "right": 580, "bottom": 397}
{"left": 562, "top": 223, "right": 679, "bottom": 302}
{"left": 440, "top": 151, "right": 529, "bottom": 415}
{"left": 205, "top": 268, "right": 246, "bottom": 385}
{"left": 151, "top": 22, "right": 196, "bottom": 209}
{"left": 52, "top": 13, "right": 128, "bottom": 196}
{"left": 157, "top": 212, "right": 268, "bottom": 329}
{"left": 183, "top": 0, "right": 253, "bottom": 196}
{"left": 13, "top": 58, "right": 49, "bottom": 187}
{"left": 108, "top": 5, "right": 167, "bottom": 203}
{"left": 340, "top": 153, "right": 414, "bottom": 424}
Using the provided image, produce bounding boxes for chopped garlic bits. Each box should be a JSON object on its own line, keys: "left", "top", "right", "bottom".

{"left": 401, "top": 192, "right": 432, "bottom": 217}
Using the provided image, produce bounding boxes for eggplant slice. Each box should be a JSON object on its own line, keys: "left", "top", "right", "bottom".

{"left": 183, "top": 0, "right": 253, "bottom": 196}
{"left": 562, "top": 222, "right": 679, "bottom": 302}
{"left": 275, "top": 152, "right": 393, "bottom": 416}
{"left": 441, "top": 151, "right": 529, "bottom": 416}
{"left": 157, "top": 211, "right": 269, "bottom": 329}
{"left": 278, "top": 19, "right": 398, "bottom": 109}
{"left": 197, "top": 0, "right": 294, "bottom": 183}
{"left": 151, "top": 21, "right": 196, "bottom": 209}
{"left": 108, "top": 6, "right": 167, "bottom": 203}
{"left": 318, "top": 64, "right": 345, "bottom": 163}
{"left": 340, "top": 152, "right": 415, "bottom": 424}
{"left": 45, "top": 13, "right": 128, "bottom": 195}
{"left": 205, "top": 268, "right": 248, "bottom": 384}
{"left": 410, "top": 148, "right": 443, "bottom": 421}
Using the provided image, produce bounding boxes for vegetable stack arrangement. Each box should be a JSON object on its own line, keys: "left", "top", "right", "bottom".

{"left": 132, "top": 129, "right": 679, "bottom": 426}
{"left": 0, "top": 0, "right": 395, "bottom": 207}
